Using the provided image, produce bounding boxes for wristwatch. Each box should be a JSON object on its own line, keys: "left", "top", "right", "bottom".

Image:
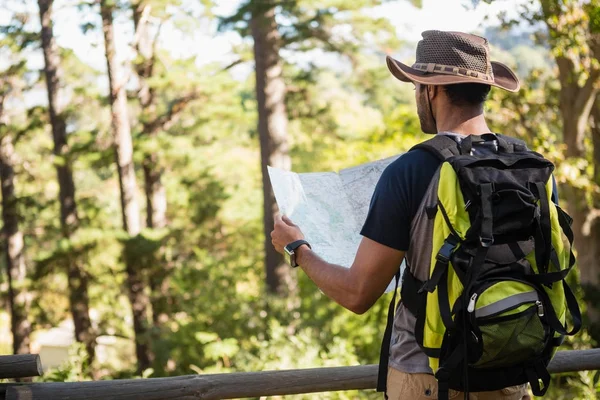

{"left": 284, "top": 240, "right": 311, "bottom": 268}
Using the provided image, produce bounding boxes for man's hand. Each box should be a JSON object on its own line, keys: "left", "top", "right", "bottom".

{"left": 270, "top": 214, "right": 404, "bottom": 314}
{"left": 271, "top": 214, "right": 305, "bottom": 254}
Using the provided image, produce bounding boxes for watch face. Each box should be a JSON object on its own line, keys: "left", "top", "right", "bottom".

{"left": 284, "top": 247, "right": 293, "bottom": 266}
{"left": 284, "top": 246, "right": 294, "bottom": 256}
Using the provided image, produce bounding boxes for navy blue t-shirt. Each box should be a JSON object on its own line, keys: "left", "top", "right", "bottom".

{"left": 360, "top": 141, "right": 558, "bottom": 252}
{"left": 360, "top": 149, "right": 439, "bottom": 251}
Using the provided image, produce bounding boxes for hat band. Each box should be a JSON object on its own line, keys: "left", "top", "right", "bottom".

{"left": 412, "top": 62, "right": 494, "bottom": 82}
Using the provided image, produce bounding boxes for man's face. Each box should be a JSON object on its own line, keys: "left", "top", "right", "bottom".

{"left": 415, "top": 83, "right": 437, "bottom": 134}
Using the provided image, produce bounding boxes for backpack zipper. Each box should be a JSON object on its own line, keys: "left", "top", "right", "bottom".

{"left": 464, "top": 199, "right": 472, "bottom": 210}
{"left": 536, "top": 300, "right": 544, "bottom": 317}
{"left": 466, "top": 279, "right": 542, "bottom": 317}
{"left": 467, "top": 293, "right": 478, "bottom": 313}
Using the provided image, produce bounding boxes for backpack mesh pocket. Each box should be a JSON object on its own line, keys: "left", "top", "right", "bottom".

{"left": 475, "top": 306, "right": 546, "bottom": 368}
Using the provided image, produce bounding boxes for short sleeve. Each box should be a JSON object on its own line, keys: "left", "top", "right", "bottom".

{"left": 360, "top": 150, "right": 441, "bottom": 251}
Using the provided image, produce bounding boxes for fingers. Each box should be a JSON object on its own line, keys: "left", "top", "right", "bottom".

{"left": 282, "top": 214, "right": 296, "bottom": 227}
{"left": 274, "top": 214, "right": 283, "bottom": 226}
{"left": 274, "top": 213, "right": 296, "bottom": 227}
{"left": 270, "top": 213, "right": 304, "bottom": 255}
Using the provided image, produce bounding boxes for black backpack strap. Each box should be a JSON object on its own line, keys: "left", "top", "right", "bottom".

{"left": 526, "top": 360, "right": 552, "bottom": 397}
{"left": 435, "top": 339, "right": 467, "bottom": 400}
{"left": 412, "top": 133, "right": 527, "bottom": 160}
{"left": 410, "top": 135, "right": 461, "bottom": 161}
{"left": 528, "top": 202, "right": 582, "bottom": 336}
{"left": 459, "top": 134, "right": 498, "bottom": 154}
{"left": 496, "top": 133, "right": 529, "bottom": 152}
{"left": 377, "top": 268, "right": 401, "bottom": 394}
{"left": 420, "top": 234, "right": 460, "bottom": 293}
{"left": 527, "top": 204, "right": 576, "bottom": 285}
{"left": 463, "top": 133, "right": 528, "bottom": 154}
{"left": 400, "top": 268, "right": 440, "bottom": 358}
{"left": 535, "top": 277, "right": 582, "bottom": 336}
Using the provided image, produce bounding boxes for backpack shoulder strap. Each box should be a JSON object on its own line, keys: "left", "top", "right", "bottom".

{"left": 495, "top": 133, "right": 529, "bottom": 152}
{"left": 410, "top": 134, "right": 461, "bottom": 161}
{"left": 412, "top": 133, "right": 528, "bottom": 160}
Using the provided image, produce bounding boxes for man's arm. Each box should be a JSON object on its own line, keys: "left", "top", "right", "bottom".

{"left": 271, "top": 215, "right": 404, "bottom": 314}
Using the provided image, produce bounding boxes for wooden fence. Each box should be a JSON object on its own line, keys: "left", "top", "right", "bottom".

{"left": 0, "top": 349, "right": 599, "bottom": 399}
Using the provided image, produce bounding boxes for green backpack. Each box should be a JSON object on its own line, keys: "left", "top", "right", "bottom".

{"left": 377, "top": 134, "right": 582, "bottom": 400}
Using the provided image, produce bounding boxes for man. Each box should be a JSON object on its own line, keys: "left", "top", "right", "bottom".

{"left": 271, "top": 30, "right": 531, "bottom": 399}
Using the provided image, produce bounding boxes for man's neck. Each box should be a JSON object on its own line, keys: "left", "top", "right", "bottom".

{"left": 435, "top": 107, "right": 490, "bottom": 136}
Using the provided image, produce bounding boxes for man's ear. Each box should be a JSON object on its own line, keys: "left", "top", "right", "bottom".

{"left": 428, "top": 84, "right": 440, "bottom": 101}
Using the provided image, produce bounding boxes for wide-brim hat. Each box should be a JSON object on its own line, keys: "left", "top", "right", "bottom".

{"left": 387, "top": 30, "right": 520, "bottom": 92}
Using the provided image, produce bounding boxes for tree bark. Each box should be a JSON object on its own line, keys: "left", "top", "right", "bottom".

{"left": 0, "top": 134, "right": 31, "bottom": 357}
{"left": 555, "top": 65, "right": 600, "bottom": 298}
{"left": 251, "top": 2, "right": 293, "bottom": 295}
{"left": 556, "top": 56, "right": 600, "bottom": 157}
{"left": 583, "top": 99, "right": 600, "bottom": 334}
{"left": 132, "top": 1, "right": 155, "bottom": 112}
{"left": 143, "top": 155, "right": 169, "bottom": 327}
{"left": 142, "top": 155, "right": 166, "bottom": 231}
{"left": 100, "top": 0, "right": 153, "bottom": 373}
{"left": 37, "top": 0, "right": 96, "bottom": 364}
{"left": 559, "top": 88, "right": 600, "bottom": 335}
{"left": 131, "top": 0, "right": 169, "bottom": 329}
{"left": 131, "top": 0, "right": 167, "bottom": 242}
{"left": 540, "top": 0, "right": 600, "bottom": 338}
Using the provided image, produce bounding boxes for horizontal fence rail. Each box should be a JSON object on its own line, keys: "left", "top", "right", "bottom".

{"left": 2, "top": 349, "right": 600, "bottom": 400}
{"left": 0, "top": 355, "right": 43, "bottom": 379}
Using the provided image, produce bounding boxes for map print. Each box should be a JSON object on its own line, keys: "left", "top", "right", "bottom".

{"left": 268, "top": 155, "right": 405, "bottom": 293}
{"left": 339, "top": 155, "right": 401, "bottom": 231}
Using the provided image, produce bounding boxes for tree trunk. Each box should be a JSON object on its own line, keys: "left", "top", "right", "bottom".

{"left": 556, "top": 58, "right": 599, "bottom": 158}
{"left": 37, "top": 0, "right": 96, "bottom": 364}
{"left": 132, "top": 0, "right": 155, "bottom": 112}
{"left": 540, "top": 0, "right": 600, "bottom": 341}
{"left": 556, "top": 67, "right": 598, "bottom": 286}
{"left": 0, "top": 134, "right": 31, "bottom": 356}
{"left": 143, "top": 155, "right": 168, "bottom": 326}
{"left": 251, "top": 2, "right": 293, "bottom": 295}
{"left": 142, "top": 155, "right": 166, "bottom": 231}
{"left": 131, "top": 0, "right": 170, "bottom": 328}
{"left": 100, "top": 0, "right": 153, "bottom": 373}
{"left": 555, "top": 65, "right": 600, "bottom": 337}
{"left": 583, "top": 99, "right": 600, "bottom": 336}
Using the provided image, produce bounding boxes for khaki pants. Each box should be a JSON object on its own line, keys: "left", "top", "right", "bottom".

{"left": 386, "top": 368, "right": 531, "bottom": 400}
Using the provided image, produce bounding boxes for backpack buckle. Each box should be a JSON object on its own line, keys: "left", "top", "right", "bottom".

{"left": 436, "top": 241, "right": 455, "bottom": 264}
{"left": 422, "top": 236, "right": 460, "bottom": 294}
{"left": 436, "top": 235, "right": 460, "bottom": 263}
{"left": 480, "top": 236, "right": 494, "bottom": 247}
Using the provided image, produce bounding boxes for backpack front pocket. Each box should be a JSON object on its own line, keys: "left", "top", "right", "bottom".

{"left": 468, "top": 281, "right": 548, "bottom": 368}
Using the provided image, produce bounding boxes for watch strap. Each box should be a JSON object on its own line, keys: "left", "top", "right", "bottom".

{"left": 285, "top": 240, "right": 311, "bottom": 268}
{"left": 286, "top": 239, "right": 311, "bottom": 252}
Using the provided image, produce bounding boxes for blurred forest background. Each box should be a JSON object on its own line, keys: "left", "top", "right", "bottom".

{"left": 0, "top": 0, "right": 599, "bottom": 398}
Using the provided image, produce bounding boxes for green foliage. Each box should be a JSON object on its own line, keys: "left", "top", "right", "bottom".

{"left": 37, "top": 344, "right": 93, "bottom": 383}
{"left": 219, "top": 0, "right": 403, "bottom": 61}
{"left": 543, "top": 330, "right": 600, "bottom": 399}
{"left": 587, "top": 3, "right": 600, "bottom": 34}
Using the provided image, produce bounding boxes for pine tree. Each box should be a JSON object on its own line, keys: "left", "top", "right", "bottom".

{"left": 37, "top": 0, "right": 96, "bottom": 364}
{"left": 0, "top": 81, "right": 31, "bottom": 356}
{"left": 100, "top": 0, "right": 153, "bottom": 373}
{"left": 221, "top": 0, "right": 415, "bottom": 294}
